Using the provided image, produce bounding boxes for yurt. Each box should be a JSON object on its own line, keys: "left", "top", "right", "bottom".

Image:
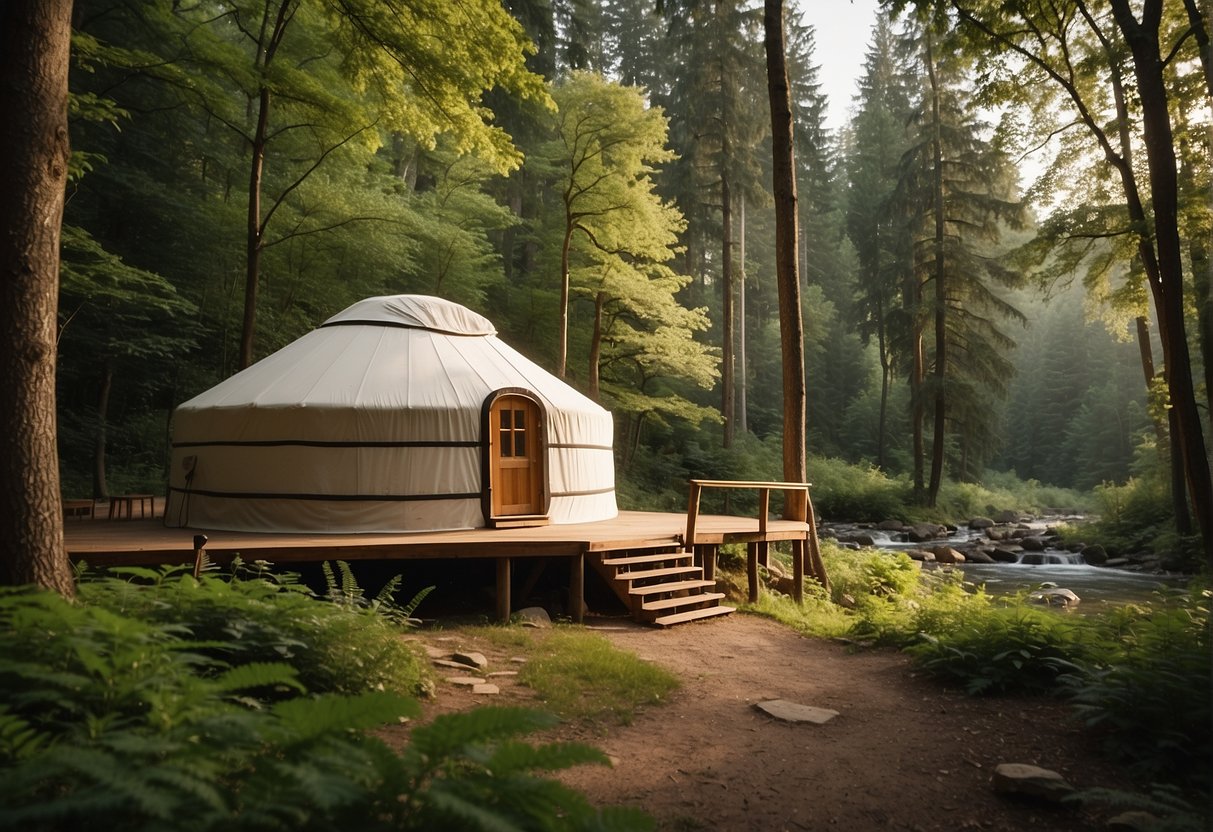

{"left": 164, "top": 295, "right": 617, "bottom": 533}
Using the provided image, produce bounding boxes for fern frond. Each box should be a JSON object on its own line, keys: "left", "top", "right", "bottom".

{"left": 212, "top": 662, "right": 305, "bottom": 695}
{"left": 271, "top": 691, "right": 419, "bottom": 741}
{"left": 409, "top": 707, "right": 559, "bottom": 762}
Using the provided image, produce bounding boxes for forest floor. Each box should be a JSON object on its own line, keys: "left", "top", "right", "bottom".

{"left": 396, "top": 613, "right": 1144, "bottom": 832}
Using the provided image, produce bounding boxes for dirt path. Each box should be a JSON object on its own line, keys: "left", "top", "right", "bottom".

{"left": 409, "top": 614, "right": 1135, "bottom": 831}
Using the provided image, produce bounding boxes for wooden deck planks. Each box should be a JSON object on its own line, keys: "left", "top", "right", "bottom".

{"left": 63, "top": 510, "right": 811, "bottom": 567}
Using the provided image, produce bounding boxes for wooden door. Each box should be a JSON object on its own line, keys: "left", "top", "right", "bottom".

{"left": 489, "top": 394, "right": 544, "bottom": 517}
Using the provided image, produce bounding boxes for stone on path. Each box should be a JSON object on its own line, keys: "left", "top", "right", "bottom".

{"left": 487, "top": 670, "right": 519, "bottom": 678}
{"left": 991, "top": 763, "right": 1074, "bottom": 802}
{"left": 472, "top": 683, "right": 500, "bottom": 695}
{"left": 447, "top": 676, "right": 487, "bottom": 687}
{"left": 754, "top": 699, "right": 839, "bottom": 725}
{"left": 433, "top": 659, "right": 473, "bottom": 669}
{"left": 452, "top": 651, "right": 488, "bottom": 669}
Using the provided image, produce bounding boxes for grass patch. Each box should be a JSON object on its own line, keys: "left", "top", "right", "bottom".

{"left": 517, "top": 628, "right": 680, "bottom": 727}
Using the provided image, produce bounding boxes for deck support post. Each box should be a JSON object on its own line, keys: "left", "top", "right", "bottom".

{"left": 569, "top": 553, "right": 584, "bottom": 623}
{"left": 496, "top": 557, "right": 512, "bottom": 622}
{"left": 792, "top": 537, "right": 805, "bottom": 604}
{"left": 699, "top": 544, "right": 718, "bottom": 582}
{"left": 747, "top": 542, "right": 760, "bottom": 603}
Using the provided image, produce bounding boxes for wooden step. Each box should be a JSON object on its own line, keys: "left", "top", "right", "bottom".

{"left": 619, "top": 565, "right": 702, "bottom": 583}
{"left": 627, "top": 579, "right": 716, "bottom": 597}
{"left": 641, "top": 592, "right": 726, "bottom": 612}
{"left": 652, "top": 605, "right": 736, "bottom": 627}
{"left": 600, "top": 552, "right": 691, "bottom": 567}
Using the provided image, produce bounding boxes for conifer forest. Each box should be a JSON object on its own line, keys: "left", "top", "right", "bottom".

{"left": 6, "top": 0, "right": 1211, "bottom": 568}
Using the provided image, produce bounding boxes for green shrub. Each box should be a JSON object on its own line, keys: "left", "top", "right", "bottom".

{"left": 0, "top": 584, "right": 650, "bottom": 831}
{"left": 1058, "top": 587, "right": 1211, "bottom": 790}
{"left": 78, "top": 561, "right": 429, "bottom": 697}
{"left": 809, "top": 457, "right": 909, "bottom": 522}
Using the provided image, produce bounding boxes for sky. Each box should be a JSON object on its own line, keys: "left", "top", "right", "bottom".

{"left": 798, "top": 0, "right": 882, "bottom": 132}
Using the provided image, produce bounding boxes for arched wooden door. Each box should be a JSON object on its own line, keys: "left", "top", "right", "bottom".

{"left": 483, "top": 391, "right": 548, "bottom": 524}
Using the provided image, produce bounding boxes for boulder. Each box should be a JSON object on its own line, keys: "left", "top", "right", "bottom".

{"left": 877, "top": 519, "right": 906, "bottom": 531}
{"left": 840, "top": 532, "right": 877, "bottom": 547}
{"left": 905, "top": 549, "right": 936, "bottom": 563}
{"left": 1019, "top": 536, "right": 1047, "bottom": 552}
{"left": 993, "top": 510, "right": 1020, "bottom": 524}
{"left": 906, "top": 522, "right": 947, "bottom": 542}
{"left": 515, "top": 606, "right": 552, "bottom": 628}
{"left": 985, "top": 528, "right": 1008, "bottom": 541}
{"left": 991, "top": 763, "right": 1074, "bottom": 803}
{"left": 969, "top": 516, "right": 995, "bottom": 530}
{"left": 1080, "top": 544, "right": 1107, "bottom": 565}
{"left": 931, "top": 546, "right": 966, "bottom": 564}
{"left": 990, "top": 547, "right": 1022, "bottom": 563}
{"left": 964, "top": 548, "right": 996, "bottom": 564}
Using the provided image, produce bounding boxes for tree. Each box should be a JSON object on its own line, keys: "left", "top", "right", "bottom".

{"left": 0, "top": 0, "right": 76, "bottom": 595}
{"left": 543, "top": 71, "right": 680, "bottom": 380}
{"left": 763, "top": 0, "right": 807, "bottom": 508}
{"left": 905, "top": 0, "right": 1213, "bottom": 562}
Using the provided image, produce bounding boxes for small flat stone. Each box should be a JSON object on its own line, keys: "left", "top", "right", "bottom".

{"left": 452, "top": 651, "right": 488, "bottom": 669}
{"left": 509, "top": 656, "right": 528, "bottom": 664}
{"left": 515, "top": 606, "right": 552, "bottom": 627}
{"left": 754, "top": 699, "right": 839, "bottom": 724}
{"left": 433, "top": 659, "right": 473, "bottom": 669}
{"left": 447, "top": 676, "right": 487, "bottom": 687}
{"left": 422, "top": 645, "right": 448, "bottom": 659}
{"left": 487, "top": 670, "right": 519, "bottom": 677}
{"left": 471, "top": 683, "right": 500, "bottom": 695}
{"left": 992, "top": 763, "right": 1074, "bottom": 802}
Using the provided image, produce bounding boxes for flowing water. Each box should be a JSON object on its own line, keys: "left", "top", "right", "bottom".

{"left": 857, "top": 527, "right": 1183, "bottom": 610}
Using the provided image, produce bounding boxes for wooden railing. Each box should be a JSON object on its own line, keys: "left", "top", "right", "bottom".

{"left": 683, "top": 479, "right": 811, "bottom": 549}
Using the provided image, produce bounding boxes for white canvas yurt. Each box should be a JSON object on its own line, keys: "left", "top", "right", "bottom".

{"left": 165, "top": 295, "right": 617, "bottom": 533}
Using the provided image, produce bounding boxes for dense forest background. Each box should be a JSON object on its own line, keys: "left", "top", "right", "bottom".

{"left": 56, "top": 0, "right": 1209, "bottom": 530}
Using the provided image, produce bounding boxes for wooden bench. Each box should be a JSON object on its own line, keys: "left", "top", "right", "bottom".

{"left": 108, "top": 494, "right": 155, "bottom": 520}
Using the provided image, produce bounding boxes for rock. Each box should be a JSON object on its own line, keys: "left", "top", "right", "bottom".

{"left": 1107, "top": 810, "right": 1161, "bottom": 831}
{"left": 848, "top": 533, "right": 877, "bottom": 547}
{"left": 991, "top": 763, "right": 1074, "bottom": 802}
{"left": 422, "top": 644, "right": 449, "bottom": 659}
{"left": 990, "top": 547, "right": 1022, "bottom": 563}
{"left": 906, "top": 523, "right": 947, "bottom": 542}
{"left": 1020, "top": 536, "right": 1047, "bottom": 552}
{"left": 754, "top": 699, "right": 839, "bottom": 725}
{"left": 837, "top": 593, "right": 857, "bottom": 609}
{"left": 877, "top": 519, "right": 906, "bottom": 531}
{"left": 905, "top": 549, "right": 936, "bottom": 563}
{"left": 964, "top": 548, "right": 996, "bottom": 564}
{"left": 447, "top": 676, "right": 487, "bottom": 686}
{"left": 993, "top": 510, "right": 1020, "bottom": 524}
{"left": 1028, "top": 587, "right": 1080, "bottom": 607}
{"left": 509, "top": 656, "right": 528, "bottom": 664}
{"left": 969, "top": 516, "right": 995, "bottom": 529}
{"left": 985, "top": 528, "right": 1008, "bottom": 541}
{"left": 515, "top": 606, "right": 552, "bottom": 628}
{"left": 471, "top": 683, "right": 500, "bottom": 695}
{"left": 1081, "top": 544, "right": 1107, "bottom": 565}
{"left": 452, "top": 651, "right": 488, "bottom": 669}
{"left": 487, "top": 670, "right": 519, "bottom": 678}
{"left": 433, "top": 659, "right": 475, "bottom": 669}
{"left": 931, "top": 546, "right": 966, "bottom": 564}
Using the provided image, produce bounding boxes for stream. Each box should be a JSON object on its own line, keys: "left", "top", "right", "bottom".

{"left": 849, "top": 525, "right": 1183, "bottom": 610}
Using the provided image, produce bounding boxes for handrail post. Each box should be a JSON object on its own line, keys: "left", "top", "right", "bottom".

{"left": 757, "top": 488, "right": 770, "bottom": 535}
{"left": 684, "top": 481, "right": 702, "bottom": 553}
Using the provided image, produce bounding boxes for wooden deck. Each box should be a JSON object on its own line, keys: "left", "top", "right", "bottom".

{"left": 64, "top": 510, "right": 809, "bottom": 564}
{"left": 64, "top": 510, "right": 815, "bottom": 625}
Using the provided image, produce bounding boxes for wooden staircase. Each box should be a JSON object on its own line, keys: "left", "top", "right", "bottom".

{"left": 590, "top": 547, "right": 734, "bottom": 627}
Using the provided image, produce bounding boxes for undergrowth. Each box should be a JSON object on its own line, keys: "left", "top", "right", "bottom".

{"left": 1, "top": 566, "right": 651, "bottom": 831}
{"left": 732, "top": 542, "right": 1211, "bottom": 814}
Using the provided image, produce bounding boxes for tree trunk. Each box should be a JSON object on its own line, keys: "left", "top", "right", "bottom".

{"left": 558, "top": 218, "right": 574, "bottom": 379}
{"left": 721, "top": 175, "right": 735, "bottom": 448}
{"left": 876, "top": 293, "right": 890, "bottom": 470}
{"left": 93, "top": 361, "right": 113, "bottom": 500}
{"left": 738, "top": 197, "right": 748, "bottom": 436}
{"left": 925, "top": 34, "right": 947, "bottom": 508}
{"left": 1110, "top": 0, "right": 1213, "bottom": 566}
{"left": 764, "top": 0, "right": 807, "bottom": 518}
{"left": 0, "top": 0, "right": 76, "bottom": 596}
{"left": 588, "top": 291, "right": 604, "bottom": 400}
